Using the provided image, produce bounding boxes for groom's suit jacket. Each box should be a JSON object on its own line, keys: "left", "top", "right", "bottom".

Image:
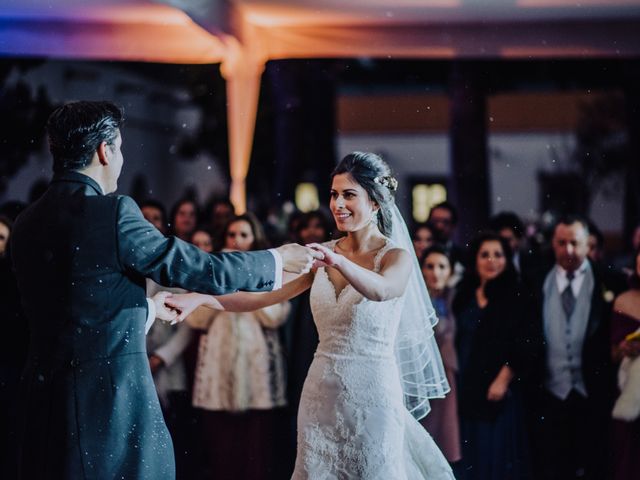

{"left": 10, "top": 171, "right": 277, "bottom": 480}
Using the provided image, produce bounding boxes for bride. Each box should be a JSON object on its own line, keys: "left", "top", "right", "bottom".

{"left": 167, "top": 152, "right": 455, "bottom": 479}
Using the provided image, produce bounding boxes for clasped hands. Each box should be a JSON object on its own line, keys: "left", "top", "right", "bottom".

{"left": 151, "top": 243, "right": 340, "bottom": 325}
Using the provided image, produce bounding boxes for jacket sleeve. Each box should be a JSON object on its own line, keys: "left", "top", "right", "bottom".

{"left": 116, "top": 196, "right": 276, "bottom": 295}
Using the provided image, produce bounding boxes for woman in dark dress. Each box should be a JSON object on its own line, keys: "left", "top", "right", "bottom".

{"left": 419, "top": 246, "right": 462, "bottom": 466}
{"left": 453, "top": 232, "right": 534, "bottom": 479}
{"left": 611, "top": 247, "right": 640, "bottom": 480}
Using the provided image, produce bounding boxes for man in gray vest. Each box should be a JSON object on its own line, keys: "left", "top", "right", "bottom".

{"left": 527, "top": 216, "right": 619, "bottom": 480}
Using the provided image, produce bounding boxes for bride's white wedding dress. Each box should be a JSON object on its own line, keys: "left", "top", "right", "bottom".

{"left": 292, "top": 240, "right": 454, "bottom": 479}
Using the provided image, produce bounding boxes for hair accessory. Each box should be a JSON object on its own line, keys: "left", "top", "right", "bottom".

{"left": 373, "top": 175, "right": 398, "bottom": 191}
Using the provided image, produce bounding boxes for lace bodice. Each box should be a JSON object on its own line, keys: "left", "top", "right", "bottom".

{"left": 310, "top": 239, "right": 404, "bottom": 359}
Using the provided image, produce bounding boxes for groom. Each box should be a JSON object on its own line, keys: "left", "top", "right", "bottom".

{"left": 10, "top": 101, "right": 317, "bottom": 479}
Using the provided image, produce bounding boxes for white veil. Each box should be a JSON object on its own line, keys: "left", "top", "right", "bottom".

{"left": 389, "top": 204, "right": 450, "bottom": 420}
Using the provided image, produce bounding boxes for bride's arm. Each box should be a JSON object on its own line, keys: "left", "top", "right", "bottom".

{"left": 309, "top": 243, "right": 412, "bottom": 302}
{"left": 166, "top": 272, "right": 313, "bottom": 321}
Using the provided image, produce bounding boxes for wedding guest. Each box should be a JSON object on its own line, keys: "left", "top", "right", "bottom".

{"left": 610, "top": 247, "right": 640, "bottom": 480}
{"left": 187, "top": 213, "right": 290, "bottom": 480}
{"left": 170, "top": 198, "right": 199, "bottom": 241}
{"left": 489, "top": 211, "right": 536, "bottom": 278}
{"left": 428, "top": 201, "right": 466, "bottom": 268}
{"left": 453, "top": 232, "right": 534, "bottom": 479}
{"left": 614, "top": 223, "right": 640, "bottom": 276}
{"left": 0, "top": 215, "right": 12, "bottom": 257}
{"left": 204, "top": 197, "right": 235, "bottom": 242}
{"left": 140, "top": 199, "right": 168, "bottom": 234}
{"left": 587, "top": 220, "right": 605, "bottom": 264}
{"left": 526, "top": 216, "right": 624, "bottom": 480}
{"left": 419, "top": 246, "right": 462, "bottom": 466}
{"left": 412, "top": 222, "right": 435, "bottom": 260}
{"left": 585, "top": 219, "right": 627, "bottom": 294}
{"left": 191, "top": 227, "right": 214, "bottom": 253}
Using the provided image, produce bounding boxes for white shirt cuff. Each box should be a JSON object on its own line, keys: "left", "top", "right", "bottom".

{"left": 268, "top": 248, "right": 283, "bottom": 290}
{"left": 145, "top": 298, "right": 156, "bottom": 334}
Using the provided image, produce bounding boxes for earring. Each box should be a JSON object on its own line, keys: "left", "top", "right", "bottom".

{"left": 370, "top": 210, "right": 379, "bottom": 224}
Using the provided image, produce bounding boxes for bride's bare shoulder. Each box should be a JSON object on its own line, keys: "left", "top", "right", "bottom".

{"left": 379, "top": 247, "right": 411, "bottom": 269}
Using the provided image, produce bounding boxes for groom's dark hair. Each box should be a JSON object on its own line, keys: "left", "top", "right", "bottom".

{"left": 47, "top": 101, "right": 124, "bottom": 173}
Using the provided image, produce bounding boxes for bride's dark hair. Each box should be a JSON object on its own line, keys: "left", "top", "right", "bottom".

{"left": 331, "top": 152, "right": 396, "bottom": 236}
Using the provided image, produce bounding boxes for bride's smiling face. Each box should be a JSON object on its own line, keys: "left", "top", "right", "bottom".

{"left": 330, "top": 173, "right": 378, "bottom": 233}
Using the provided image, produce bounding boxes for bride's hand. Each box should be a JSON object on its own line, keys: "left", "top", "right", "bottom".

{"left": 151, "top": 291, "right": 179, "bottom": 324}
{"left": 165, "top": 292, "right": 223, "bottom": 323}
{"left": 307, "top": 243, "right": 341, "bottom": 269}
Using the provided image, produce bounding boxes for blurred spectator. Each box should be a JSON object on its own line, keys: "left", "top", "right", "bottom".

{"left": 610, "top": 247, "right": 640, "bottom": 480}
{"left": 285, "top": 210, "right": 305, "bottom": 244}
{"left": 614, "top": 223, "right": 640, "bottom": 277}
{"left": 0, "top": 215, "right": 12, "bottom": 257}
{"left": 170, "top": 199, "right": 199, "bottom": 241}
{"left": 187, "top": 213, "right": 289, "bottom": 480}
{"left": 295, "top": 210, "right": 332, "bottom": 245}
{"left": 586, "top": 219, "right": 605, "bottom": 264}
{"left": 412, "top": 221, "right": 435, "bottom": 260}
{"left": 429, "top": 202, "right": 466, "bottom": 261}
{"left": 453, "top": 232, "right": 534, "bottom": 479}
{"left": 140, "top": 199, "right": 168, "bottom": 234}
{"left": 585, "top": 219, "right": 628, "bottom": 294}
{"left": 526, "top": 216, "right": 624, "bottom": 480}
{"left": 419, "top": 246, "right": 462, "bottom": 468}
{"left": 205, "top": 198, "right": 235, "bottom": 242}
{"left": 191, "top": 227, "right": 214, "bottom": 253}
{"left": 489, "top": 211, "right": 537, "bottom": 278}
{"left": 428, "top": 201, "right": 467, "bottom": 285}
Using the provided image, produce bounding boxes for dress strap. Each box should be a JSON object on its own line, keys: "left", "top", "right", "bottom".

{"left": 325, "top": 239, "right": 340, "bottom": 250}
{"left": 373, "top": 239, "right": 394, "bottom": 273}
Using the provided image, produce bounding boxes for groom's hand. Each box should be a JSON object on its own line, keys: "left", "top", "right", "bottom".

{"left": 276, "top": 243, "right": 324, "bottom": 274}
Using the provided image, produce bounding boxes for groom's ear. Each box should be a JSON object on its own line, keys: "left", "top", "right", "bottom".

{"left": 96, "top": 141, "right": 110, "bottom": 166}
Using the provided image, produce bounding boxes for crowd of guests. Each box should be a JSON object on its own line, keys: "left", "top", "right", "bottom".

{"left": 413, "top": 203, "right": 639, "bottom": 480}
{"left": 1, "top": 191, "right": 639, "bottom": 480}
